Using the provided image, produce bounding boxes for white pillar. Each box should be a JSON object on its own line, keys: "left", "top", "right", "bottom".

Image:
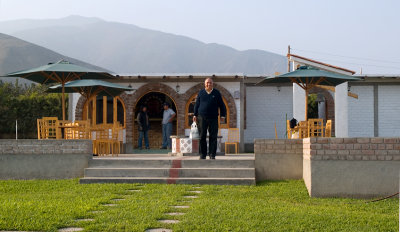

{"left": 68, "top": 93, "right": 80, "bottom": 122}
{"left": 293, "top": 84, "right": 306, "bottom": 121}
{"left": 335, "top": 82, "right": 348, "bottom": 137}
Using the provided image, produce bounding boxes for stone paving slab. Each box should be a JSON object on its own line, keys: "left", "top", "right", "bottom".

{"left": 58, "top": 228, "right": 83, "bottom": 232}
{"left": 172, "top": 205, "right": 190, "bottom": 209}
{"left": 158, "top": 219, "right": 180, "bottom": 224}
{"left": 145, "top": 229, "right": 172, "bottom": 232}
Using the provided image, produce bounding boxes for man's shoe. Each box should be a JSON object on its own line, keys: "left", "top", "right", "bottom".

{"left": 160, "top": 147, "right": 167, "bottom": 149}
{"left": 210, "top": 156, "right": 216, "bottom": 159}
{"left": 199, "top": 156, "right": 206, "bottom": 160}
{"left": 146, "top": 147, "right": 150, "bottom": 149}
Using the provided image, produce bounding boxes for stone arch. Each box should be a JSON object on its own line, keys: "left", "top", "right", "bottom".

{"left": 75, "top": 93, "right": 130, "bottom": 124}
{"left": 182, "top": 83, "right": 237, "bottom": 128}
{"left": 129, "top": 83, "right": 182, "bottom": 144}
{"left": 309, "top": 87, "right": 335, "bottom": 136}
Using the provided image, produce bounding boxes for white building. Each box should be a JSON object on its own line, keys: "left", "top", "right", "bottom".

{"left": 69, "top": 55, "right": 400, "bottom": 152}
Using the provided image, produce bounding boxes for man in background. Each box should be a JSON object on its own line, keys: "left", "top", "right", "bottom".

{"left": 160, "top": 102, "right": 176, "bottom": 149}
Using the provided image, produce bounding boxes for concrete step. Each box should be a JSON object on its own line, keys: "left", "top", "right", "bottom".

{"left": 89, "top": 158, "right": 255, "bottom": 168}
{"left": 79, "top": 177, "right": 256, "bottom": 185}
{"left": 84, "top": 168, "right": 255, "bottom": 178}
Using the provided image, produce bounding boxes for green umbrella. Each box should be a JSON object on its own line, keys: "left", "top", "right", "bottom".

{"left": 259, "top": 65, "right": 361, "bottom": 120}
{"left": 7, "top": 60, "right": 114, "bottom": 120}
{"left": 48, "top": 79, "right": 133, "bottom": 98}
{"left": 49, "top": 79, "right": 133, "bottom": 125}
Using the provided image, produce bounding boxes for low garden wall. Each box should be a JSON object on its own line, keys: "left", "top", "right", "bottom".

{"left": 303, "top": 137, "right": 400, "bottom": 198}
{"left": 0, "top": 139, "right": 92, "bottom": 179}
{"left": 254, "top": 139, "right": 303, "bottom": 180}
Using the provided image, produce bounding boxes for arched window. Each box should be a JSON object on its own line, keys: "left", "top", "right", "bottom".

{"left": 185, "top": 93, "right": 229, "bottom": 129}
{"left": 82, "top": 96, "right": 126, "bottom": 127}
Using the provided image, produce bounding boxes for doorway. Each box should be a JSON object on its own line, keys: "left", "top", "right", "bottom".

{"left": 133, "top": 92, "right": 177, "bottom": 148}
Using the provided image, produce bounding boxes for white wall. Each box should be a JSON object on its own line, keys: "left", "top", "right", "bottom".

{"left": 69, "top": 93, "right": 81, "bottom": 121}
{"left": 348, "top": 86, "right": 374, "bottom": 137}
{"left": 335, "top": 82, "right": 348, "bottom": 137}
{"left": 378, "top": 85, "right": 400, "bottom": 137}
{"left": 244, "top": 86, "right": 293, "bottom": 143}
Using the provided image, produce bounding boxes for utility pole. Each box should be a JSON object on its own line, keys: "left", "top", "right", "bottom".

{"left": 287, "top": 45, "right": 291, "bottom": 72}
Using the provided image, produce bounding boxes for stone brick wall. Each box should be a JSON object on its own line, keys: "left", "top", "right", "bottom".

{"left": 254, "top": 138, "right": 303, "bottom": 180}
{"left": 0, "top": 140, "right": 92, "bottom": 155}
{"left": 303, "top": 137, "right": 400, "bottom": 161}
{"left": 254, "top": 138, "right": 303, "bottom": 155}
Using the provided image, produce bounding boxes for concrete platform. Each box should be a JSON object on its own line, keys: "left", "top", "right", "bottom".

{"left": 80, "top": 154, "right": 255, "bottom": 185}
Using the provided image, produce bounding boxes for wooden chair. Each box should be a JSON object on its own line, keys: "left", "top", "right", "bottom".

{"left": 72, "top": 120, "right": 91, "bottom": 139}
{"left": 225, "top": 128, "right": 239, "bottom": 154}
{"left": 37, "top": 119, "right": 44, "bottom": 139}
{"left": 325, "top": 120, "right": 332, "bottom": 137}
{"left": 59, "top": 120, "right": 75, "bottom": 139}
{"left": 298, "top": 121, "right": 308, "bottom": 139}
{"left": 308, "top": 118, "right": 324, "bottom": 137}
{"left": 94, "top": 125, "right": 112, "bottom": 156}
{"left": 42, "top": 117, "right": 60, "bottom": 139}
{"left": 93, "top": 124, "right": 120, "bottom": 156}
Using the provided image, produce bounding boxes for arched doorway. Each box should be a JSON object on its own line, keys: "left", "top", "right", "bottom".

{"left": 133, "top": 92, "right": 177, "bottom": 149}
{"left": 309, "top": 88, "right": 335, "bottom": 136}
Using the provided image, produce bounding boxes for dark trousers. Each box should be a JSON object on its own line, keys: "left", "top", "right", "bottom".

{"left": 197, "top": 116, "right": 218, "bottom": 158}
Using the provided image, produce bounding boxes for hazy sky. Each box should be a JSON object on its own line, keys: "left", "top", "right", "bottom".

{"left": 0, "top": 0, "right": 399, "bottom": 74}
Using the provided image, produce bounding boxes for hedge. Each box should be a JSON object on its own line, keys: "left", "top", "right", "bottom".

{"left": 0, "top": 80, "right": 66, "bottom": 139}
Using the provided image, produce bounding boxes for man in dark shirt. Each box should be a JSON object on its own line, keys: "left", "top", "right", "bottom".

{"left": 193, "top": 78, "right": 226, "bottom": 159}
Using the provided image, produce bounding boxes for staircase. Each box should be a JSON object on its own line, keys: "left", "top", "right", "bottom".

{"left": 80, "top": 156, "right": 255, "bottom": 185}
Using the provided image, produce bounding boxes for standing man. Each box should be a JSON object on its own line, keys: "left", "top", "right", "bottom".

{"left": 193, "top": 78, "right": 226, "bottom": 159}
{"left": 160, "top": 102, "right": 176, "bottom": 149}
{"left": 137, "top": 105, "right": 150, "bottom": 150}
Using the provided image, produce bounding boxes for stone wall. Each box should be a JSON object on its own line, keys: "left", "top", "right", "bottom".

{"left": 0, "top": 140, "right": 92, "bottom": 179}
{"left": 0, "top": 139, "right": 92, "bottom": 154}
{"left": 303, "top": 137, "right": 400, "bottom": 198}
{"left": 254, "top": 139, "right": 303, "bottom": 181}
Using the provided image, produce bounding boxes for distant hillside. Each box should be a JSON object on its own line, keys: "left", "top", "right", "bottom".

{"left": 0, "top": 33, "right": 110, "bottom": 80}
{"left": 0, "top": 16, "right": 287, "bottom": 75}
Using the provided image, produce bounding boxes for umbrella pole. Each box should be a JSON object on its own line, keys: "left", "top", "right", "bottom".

{"left": 305, "top": 89, "right": 308, "bottom": 121}
{"left": 62, "top": 82, "right": 66, "bottom": 121}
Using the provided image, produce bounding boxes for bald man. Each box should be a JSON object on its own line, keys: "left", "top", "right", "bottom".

{"left": 193, "top": 78, "right": 226, "bottom": 159}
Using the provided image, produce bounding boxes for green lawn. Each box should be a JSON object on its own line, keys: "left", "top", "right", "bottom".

{"left": 0, "top": 179, "right": 397, "bottom": 232}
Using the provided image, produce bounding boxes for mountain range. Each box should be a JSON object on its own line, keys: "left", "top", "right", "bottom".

{"left": 0, "top": 33, "right": 108, "bottom": 78}
{"left": 0, "top": 15, "right": 287, "bottom": 75}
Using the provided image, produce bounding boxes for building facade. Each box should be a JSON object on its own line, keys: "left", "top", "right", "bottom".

{"left": 68, "top": 59, "right": 400, "bottom": 153}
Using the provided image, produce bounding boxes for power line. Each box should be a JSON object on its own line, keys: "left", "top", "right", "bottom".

{"left": 291, "top": 48, "right": 400, "bottom": 64}
{"left": 315, "top": 58, "right": 400, "bottom": 70}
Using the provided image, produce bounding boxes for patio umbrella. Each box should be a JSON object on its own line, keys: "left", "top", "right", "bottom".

{"left": 259, "top": 65, "right": 361, "bottom": 120}
{"left": 48, "top": 79, "right": 133, "bottom": 124}
{"left": 7, "top": 60, "right": 114, "bottom": 121}
{"left": 48, "top": 79, "right": 133, "bottom": 98}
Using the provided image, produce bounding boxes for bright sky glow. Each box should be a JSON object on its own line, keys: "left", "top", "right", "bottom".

{"left": 0, "top": 0, "right": 399, "bottom": 74}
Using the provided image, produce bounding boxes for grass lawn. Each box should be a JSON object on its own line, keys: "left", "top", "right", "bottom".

{"left": 0, "top": 179, "right": 397, "bottom": 232}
